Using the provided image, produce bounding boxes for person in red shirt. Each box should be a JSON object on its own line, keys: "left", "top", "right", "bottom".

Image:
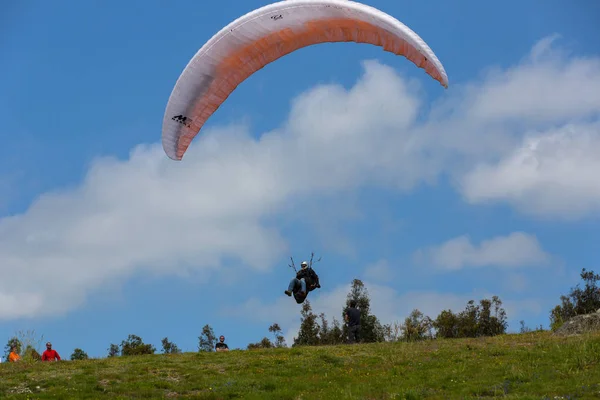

{"left": 41, "top": 342, "right": 61, "bottom": 361}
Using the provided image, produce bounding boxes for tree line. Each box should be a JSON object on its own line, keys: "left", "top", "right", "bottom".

{"left": 4, "top": 269, "right": 599, "bottom": 361}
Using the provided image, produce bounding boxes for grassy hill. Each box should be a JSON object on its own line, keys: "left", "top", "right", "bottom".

{"left": 1, "top": 331, "right": 599, "bottom": 399}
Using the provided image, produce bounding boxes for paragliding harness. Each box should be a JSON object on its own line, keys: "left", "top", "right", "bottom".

{"left": 287, "top": 252, "right": 321, "bottom": 303}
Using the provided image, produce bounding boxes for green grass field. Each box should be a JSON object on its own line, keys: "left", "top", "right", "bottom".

{"left": 1, "top": 331, "right": 599, "bottom": 399}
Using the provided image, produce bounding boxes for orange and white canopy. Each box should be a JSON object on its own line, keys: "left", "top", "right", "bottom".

{"left": 162, "top": 0, "right": 448, "bottom": 161}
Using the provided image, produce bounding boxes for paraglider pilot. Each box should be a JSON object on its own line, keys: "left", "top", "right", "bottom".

{"left": 285, "top": 261, "right": 320, "bottom": 304}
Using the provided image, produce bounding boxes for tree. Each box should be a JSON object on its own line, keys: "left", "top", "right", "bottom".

{"left": 382, "top": 321, "right": 403, "bottom": 342}
{"left": 107, "top": 343, "right": 120, "bottom": 357}
{"left": 485, "top": 296, "right": 508, "bottom": 336}
{"left": 550, "top": 268, "right": 600, "bottom": 331}
{"left": 520, "top": 321, "right": 544, "bottom": 333}
{"left": 432, "top": 297, "right": 507, "bottom": 339}
{"left": 342, "top": 279, "right": 386, "bottom": 343}
{"left": 317, "top": 313, "right": 329, "bottom": 344}
{"left": 70, "top": 348, "right": 89, "bottom": 361}
{"left": 433, "top": 310, "right": 459, "bottom": 339}
{"left": 198, "top": 324, "right": 217, "bottom": 352}
{"left": 519, "top": 320, "right": 532, "bottom": 333}
{"left": 248, "top": 323, "right": 287, "bottom": 349}
{"left": 315, "top": 313, "right": 338, "bottom": 345}
{"left": 401, "top": 309, "right": 433, "bottom": 342}
{"left": 4, "top": 330, "right": 45, "bottom": 362}
{"left": 293, "top": 301, "right": 320, "bottom": 346}
{"left": 160, "top": 337, "right": 181, "bottom": 354}
{"left": 120, "top": 334, "right": 156, "bottom": 356}
{"left": 4, "top": 337, "right": 22, "bottom": 361}
{"left": 576, "top": 269, "right": 600, "bottom": 314}
{"left": 268, "top": 323, "right": 287, "bottom": 348}
{"left": 457, "top": 300, "right": 479, "bottom": 338}
{"left": 550, "top": 296, "right": 575, "bottom": 331}
{"left": 325, "top": 317, "right": 345, "bottom": 345}
{"left": 247, "top": 337, "right": 273, "bottom": 349}
{"left": 23, "top": 345, "right": 41, "bottom": 361}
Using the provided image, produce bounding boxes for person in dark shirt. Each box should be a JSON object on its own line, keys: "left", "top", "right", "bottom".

{"left": 344, "top": 300, "right": 361, "bottom": 344}
{"left": 284, "top": 261, "right": 321, "bottom": 304}
{"left": 215, "top": 335, "right": 229, "bottom": 352}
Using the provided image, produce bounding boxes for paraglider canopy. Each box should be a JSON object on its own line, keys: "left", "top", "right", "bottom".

{"left": 162, "top": 0, "right": 448, "bottom": 161}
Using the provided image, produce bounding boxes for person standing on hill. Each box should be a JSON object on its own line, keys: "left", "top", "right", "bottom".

{"left": 215, "top": 336, "right": 229, "bottom": 352}
{"left": 344, "top": 300, "right": 361, "bottom": 344}
{"left": 8, "top": 346, "right": 21, "bottom": 362}
{"left": 41, "top": 342, "right": 61, "bottom": 361}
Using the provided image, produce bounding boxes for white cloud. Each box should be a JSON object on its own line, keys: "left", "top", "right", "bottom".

{"left": 460, "top": 121, "right": 600, "bottom": 219}
{"left": 448, "top": 36, "right": 600, "bottom": 219}
{"left": 414, "top": 232, "right": 551, "bottom": 270}
{"left": 0, "top": 60, "right": 434, "bottom": 320}
{"left": 1, "top": 34, "right": 599, "bottom": 319}
{"left": 463, "top": 34, "right": 600, "bottom": 124}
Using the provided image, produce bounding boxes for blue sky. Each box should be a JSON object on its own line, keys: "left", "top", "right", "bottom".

{"left": 1, "top": 0, "right": 600, "bottom": 358}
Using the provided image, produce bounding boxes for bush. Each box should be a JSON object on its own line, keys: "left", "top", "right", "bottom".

{"left": 161, "top": 337, "right": 181, "bottom": 354}
{"left": 401, "top": 309, "right": 433, "bottom": 342}
{"left": 70, "top": 348, "right": 89, "bottom": 360}
{"left": 550, "top": 268, "right": 600, "bottom": 331}
{"left": 4, "top": 330, "right": 45, "bottom": 362}
{"left": 120, "top": 334, "right": 156, "bottom": 356}
{"left": 198, "top": 325, "right": 217, "bottom": 352}
{"left": 247, "top": 337, "right": 273, "bottom": 349}
{"left": 107, "top": 343, "right": 120, "bottom": 357}
{"left": 432, "top": 296, "right": 507, "bottom": 338}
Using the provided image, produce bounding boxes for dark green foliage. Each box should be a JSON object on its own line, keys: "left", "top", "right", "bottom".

{"left": 268, "top": 323, "right": 286, "bottom": 348}
{"left": 4, "top": 337, "right": 22, "bottom": 360}
{"left": 247, "top": 337, "right": 273, "bottom": 349}
{"left": 316, "top": 313, "right": 345, "bottom": 345}
{"left": 107, "top": 343, "right": 120, "bottom": 357}
{"left": 520, "top": 320, "right": 531, "bottom": 333}
{"left": 401, "top": 309, "right": 434, "bottom": 342}
{"left": 291, "top": 279, "right": 388, "bottom": 346}
{"left": 3, "top": 330, "right": 44, "bottom": 362}
{"left": 70, "top": 348, "right": 89, "bottom": 360}
{"left": 120, "top": 334, "right": 156, "bottom": 356}
{"left": 432, "top": 296, "right": 507, "bottom": 338}
{"left": 324, "top": 317, "right": 345, "bottom": 345}
{"left": 520, "top": 320, "right": 545, "bottom": 333}
{"left": 198, "top": 324, "right": 217, "bottom": 352}
{"left": 381, "top": 321, "right": 402, "bottom": 342}
{"left": 23, "top": 345, "right": 41, "bottom": 361}
{"left": 550, "top": 268, "right": 600, "bottom": 331}
{"left": 342, "top": 279, "right": 386, "bottom": 343}
{"left": 248, "top": 323, "right": 288, "bottom": 349}
{"left": 457, "top": 300, "right": 479, "bottom": 337}
{"left": 477, "top": 297, "right": 508, "bottom": 336}
{"left": 293, "top": 301, "right": 320, "bottom": 346}
{"left": 434, "top": 310, "right": 459, "bottom": 338}
{"left": 161, "top": 337, "right": 181, "bottom": 354}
